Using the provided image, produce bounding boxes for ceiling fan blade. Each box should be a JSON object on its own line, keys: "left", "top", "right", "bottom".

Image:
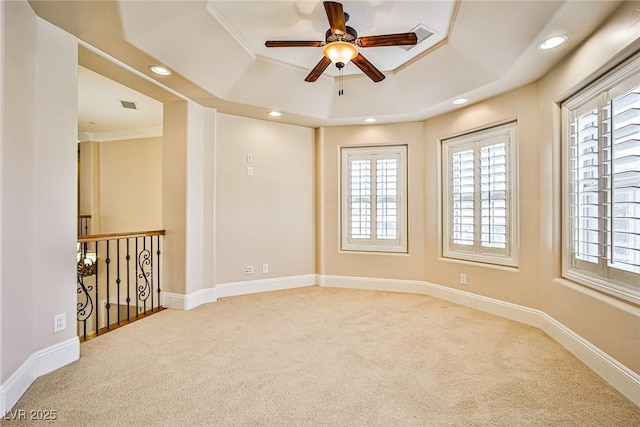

{"left": 265, "top": 40, "right": 324, "bottom": 48}
{"left": 357, "top": 33, "right": 418, "bottom": 48}
{"left": 324, "top": 1, "right": 346, "bottom": 35}
{"left": 351, "top": 53, "right": 385, "bottom": 82}
{"left": 305, "top": 56, "right": 332, "bottom": 82}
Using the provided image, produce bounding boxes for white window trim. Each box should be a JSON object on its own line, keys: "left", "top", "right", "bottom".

{"left": 441, "top": 122, "right": 519, "bottom": 267}
{"left": 561, "top": 53, "right": 640, "bottom": 306}
{"left": 341, "top": 145, "right": 408, "bottom": 253}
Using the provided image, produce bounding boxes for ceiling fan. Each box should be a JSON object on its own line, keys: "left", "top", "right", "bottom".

{"left": 265, "top": 1, "right": 417, "bottom": 84}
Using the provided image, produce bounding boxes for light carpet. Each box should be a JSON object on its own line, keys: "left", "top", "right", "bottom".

{"left": 4, "top": 286, "right": 640, "bottom": 426}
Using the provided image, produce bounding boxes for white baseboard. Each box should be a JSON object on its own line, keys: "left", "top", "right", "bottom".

{"left": 216, "top": 274, "right": 316, "bottom": 299}
{"left": 162, "top": 274, "right": 316, "bottom": 310}
{"left": 163, "top": 288, "right": 217, "bottom": 310}
{"left": 319, "top": 274, "right": 640, "bottom": 407}
{"left": 319, "top": 274, "right": 426, "bottom": 295}
{"left": 539, "top": 313, "right": 640, "bottom": 407}
{"left": 0, "top": 337, "right": 79, "bottom": 416}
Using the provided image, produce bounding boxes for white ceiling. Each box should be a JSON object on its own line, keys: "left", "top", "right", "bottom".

{"left": 78, "top": 66, "right": 163, "bottom": 138}
{"left": 56, "top": 0, "right": 624, "bottom": 132}
{"left": 208, "top": 0, "right": 456, "bottom": 76}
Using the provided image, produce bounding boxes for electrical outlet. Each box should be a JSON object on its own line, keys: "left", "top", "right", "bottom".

{"left": 247, "top": 154, "right": 253, "bottom": 163}
{"left": 460, "top": 273, "right": 467, "bottom": 285}
{"left": 53, "top": 313, "right": 66, "bottom": 332}
{"left": 245, "top": 264, "right": 254, "bottom": 274}
{"left": 246, "top": 166, "right": 254, "bottom": 176}
{"left": 262, "top": 263, "right": 269, "bottom": 273}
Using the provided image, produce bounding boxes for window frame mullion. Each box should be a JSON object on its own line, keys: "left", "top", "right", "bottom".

{"left": 473, "top": 144, "right": 481, "bottom": 254}
{"left": 598, "top": 92, "right": 610, "bottom": 279}
{"left": 371, "top": 154, "right": 378, "bottom": 246}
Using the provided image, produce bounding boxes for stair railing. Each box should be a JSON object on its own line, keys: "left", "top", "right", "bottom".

{"left": 76, "top": 230, "right": 165, "bottom": 341}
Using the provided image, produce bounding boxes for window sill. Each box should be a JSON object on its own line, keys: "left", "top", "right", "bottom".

{"left": 563, "top": 268, "right": 640, "bottom": 307}
{"left": 340, "top": 247, "right": 409, "bottom": 255}
{"left": 551, "top": 277, "right": 640, "bottom": 313}
{"left": 438, "top": 256, "right": 519, "bottom": 272}
{"left": 442, "top": 249, "right": 518, "bottom": 269}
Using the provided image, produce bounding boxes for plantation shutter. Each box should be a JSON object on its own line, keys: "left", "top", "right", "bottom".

{"left": 443, "top": 122, "right": 517, "bottom": 266}
{"left": 449, "top": 138, "right": 510, "bottom": 255}
{"left": 609, "top": 85, "right": 640, "bottom": 277}
{"left": 376, "top": 156, "right": 399, "bottom": 240}
{"left": 565, "top": 61, "right": 640, "bottom": 296}
{"left": 342, "top": 146, "right": 407, "bottom": 253}
{"left": 349, "top": 158, "right": 372, "bottom": 240}
{"left": 480, "top": 141, "right": 508, "bottom": 250}
{"left": 451, "top": 148, "right": 475, "bottom": 246}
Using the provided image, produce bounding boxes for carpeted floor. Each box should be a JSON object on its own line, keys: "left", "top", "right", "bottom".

{"left": 4, "top": 286, "right": 640, "bottom": 426}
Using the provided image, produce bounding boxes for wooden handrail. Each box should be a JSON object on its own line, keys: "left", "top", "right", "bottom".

{"left": 78, "top": 214, "right": 92, "bottom": 219}
{"left": 78, "top": 229, "right": 166, "bottom": 243}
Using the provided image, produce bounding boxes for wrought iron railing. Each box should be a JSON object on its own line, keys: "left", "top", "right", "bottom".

{"left": 76, "top": 230, "right": 165, "bottom": 341}
{"left": 78, "top": 215, "right": 91, "bottom": 237}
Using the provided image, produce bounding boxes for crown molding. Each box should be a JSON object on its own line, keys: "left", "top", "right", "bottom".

{"left": 78, "top": 126, "right": 163, "bottom": 143}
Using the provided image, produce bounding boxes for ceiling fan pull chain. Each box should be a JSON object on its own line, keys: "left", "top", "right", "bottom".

{"left": 339, "top": 68, "right": 344, "bottom": 96}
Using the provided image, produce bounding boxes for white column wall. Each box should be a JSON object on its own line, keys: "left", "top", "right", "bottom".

{"left": 162, "top": 101, "right": 216, "bottom": 296}
{"left": 1, "top": 0, "right": 37, "bottom": 383}
{"left": 33, "top": 8, "right": 79, "bottom": 350}
{"left": 0, "top": 0, "right": 79, "bottom": 412}
{"left": 185, "top": 103, "right": 216, "bottom": 295}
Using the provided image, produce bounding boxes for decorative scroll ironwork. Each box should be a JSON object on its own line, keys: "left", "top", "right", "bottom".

{"left": 77, "top": 230, "right": 164, "bottom": 342}
{"left": 77, "top": 259, "right": 95, "bottom": 321}
{"left": 77, "top": 255, "right": 96, "bottom": 340}
{"left": 138, "top": 248, "right": 152, "bottom": 302}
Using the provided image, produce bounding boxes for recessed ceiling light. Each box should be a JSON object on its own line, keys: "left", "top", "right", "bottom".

{"left": 452, "top": 98, "right": 468, "bottom": 105}
{"left": 538, "top": 35, "right": 567, "bottom": 50}
{"left": 268, "top": 111, "right": 282, "bottom": 117}
{"left": 149, "top": 65, "right": 172, "bottom": 76}
{"left": 364, "top": 118, "right": 377, "bottom": 123}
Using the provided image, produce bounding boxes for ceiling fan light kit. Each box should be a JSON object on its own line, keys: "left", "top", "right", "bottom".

{"left": 323, "top": 41, "right": 358, "bottom": 69}
{"left": 265, "top": 1, "right": 418, "bottom": 93}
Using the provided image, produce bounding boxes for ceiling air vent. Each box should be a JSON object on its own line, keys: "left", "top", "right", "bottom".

{"left": 399, "top": 24, "right": 433, "bottom": 51}
{"left": 120, "top": 100, "right": 138, "bottom": 110}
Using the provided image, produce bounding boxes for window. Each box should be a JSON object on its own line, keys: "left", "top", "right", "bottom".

{"left": 442, "top": 122, "right": 518, "bottom": 266}
{"left": 562, "top": 55, "right": 640, "bottom": 304}
{"left": 341, "top": 145, "right": 407, "bottom": 253}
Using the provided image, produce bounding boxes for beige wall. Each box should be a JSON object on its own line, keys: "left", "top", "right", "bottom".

{"left": 314, "top": 2, "right": 640, "bottom": 376}
{"left": 78, "top": 143, "right": 93, "bottom": 216}
{"left": 423, "top": 83, "right": 541, "bottom": 309}
{"left": 78, "top": 141, "right": 101, "bottom": 234}
{"left": 215, "top": 113, "right": 315, "bottom": 284}
{"left": 538, "top": 1, "right": 640, "bottom": 373}
{"left": 316, "top": 122, "right": 425, "bottom": 280}
{"left": 98, "top": 136, "right": 163, "bottom": 233}
{"left": 1, "top": 0, "right": 78, "bottom": 381}
{"left": 316, "top": 85, "right": 540, "bottom": 308}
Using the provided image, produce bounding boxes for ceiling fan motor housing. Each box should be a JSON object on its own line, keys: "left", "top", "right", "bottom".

{"left": 325, "top": 25, "right": 358, "bottom": 43}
